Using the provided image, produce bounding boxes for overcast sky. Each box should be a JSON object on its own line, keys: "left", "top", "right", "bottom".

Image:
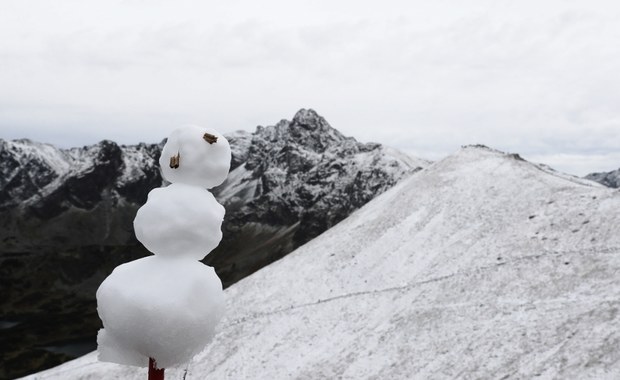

{"left": 1, "top": 0, "right": 619, "bottom": 176}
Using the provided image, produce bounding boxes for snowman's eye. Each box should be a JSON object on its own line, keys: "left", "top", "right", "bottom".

{"left": 203, "top": 133, "right": 218, "bottom": 144}
{"left": 169, "top": 152, "right": 180, "bottom": 169}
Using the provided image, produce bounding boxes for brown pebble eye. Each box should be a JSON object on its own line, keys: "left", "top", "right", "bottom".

{"left": 203, "top": 133, "right": 218, "bottom": 144}
{"left": 169, "top": 152, "right": 180, "bottom": 169}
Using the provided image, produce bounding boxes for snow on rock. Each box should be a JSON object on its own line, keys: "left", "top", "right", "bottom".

{"left": 133, "top": 183, "right": 225, "bottom": 260}
{"left": 0, "top": 138, "right": 164, "bottom": 214}
{"left": 0, "top": 138, "right": 73, "bottom": 209}
{"left": 159, "top": 126, "right": 231, "bottom": 189}
{"left": 27, "top": 145, "right": 620, "bottom": 379}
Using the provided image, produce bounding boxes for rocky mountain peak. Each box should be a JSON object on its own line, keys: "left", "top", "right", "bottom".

{"left": 291, "top": 108, "right": 323, "bottom": 127}
{"left": 211, "top": 110, "right": 429, "bottom": 279}
{"left": 247, "top": 109, "right": 348, "bottom": 169}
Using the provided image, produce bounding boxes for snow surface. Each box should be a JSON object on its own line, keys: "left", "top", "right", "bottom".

{"left": 25, "top": 145, "right": 620, "bottom": 379}
{"left": 159, "top": 126, "right": 231, "bottom": 189}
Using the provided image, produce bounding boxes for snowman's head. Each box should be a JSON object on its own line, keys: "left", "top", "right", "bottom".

{"left": 159, "top": 126, "right": 231, "bottom": 189}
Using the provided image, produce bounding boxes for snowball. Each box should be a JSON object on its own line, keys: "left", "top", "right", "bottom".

{"left": 96, "top": 256, "right": 225, "bottom": 368}
{"left": 159, "top": 125, "right": 231, "bottom": 189}
{"left": 134, "top": 183, "right": 225, "bottom": 260}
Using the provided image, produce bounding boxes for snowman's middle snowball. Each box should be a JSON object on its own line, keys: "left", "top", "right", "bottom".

{"left": 134, "top": 183, "right": 225, "bottom": 260}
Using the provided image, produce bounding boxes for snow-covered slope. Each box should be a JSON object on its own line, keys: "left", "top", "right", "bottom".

{"left": 26, "top": 145, "right": 620, "bottom": 379}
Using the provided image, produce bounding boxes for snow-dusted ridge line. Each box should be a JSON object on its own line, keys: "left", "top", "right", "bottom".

{"left": 0, "top": 137, "right": 165, "bottom": 210}
{"left": 458, "top": 144, "right": 602, "bottom": 188}
{"left": 531, "top": 162, "right": 603, "bottom": 188}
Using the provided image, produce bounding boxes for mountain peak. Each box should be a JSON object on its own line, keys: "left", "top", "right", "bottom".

{"left": 291, "top": 108, "right": 325, "bottom": 129}
{"left": 288, "top": 109, "right": 346, "bottom": 149}
{"left": 246, "top": 110, "right": 348, "bottom": 169}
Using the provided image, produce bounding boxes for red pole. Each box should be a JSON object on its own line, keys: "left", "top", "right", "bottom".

{"left": 148, "top": 357, "right": 165, "bottom": 380}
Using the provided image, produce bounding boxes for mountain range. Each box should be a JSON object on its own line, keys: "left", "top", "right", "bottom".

{"left": 24, "top": 145, "right": 620, "bottom": 379}
{"left": 0, "top": 109, "right": 426, "bottom": 379}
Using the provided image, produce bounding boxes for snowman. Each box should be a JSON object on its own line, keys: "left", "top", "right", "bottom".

{"left": 96, "top": 126, "right": 231, "bottom": 371}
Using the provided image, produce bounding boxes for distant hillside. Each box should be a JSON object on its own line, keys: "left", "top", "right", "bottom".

{"left": 28, "top": 145, "right": 620, "bottom": 379}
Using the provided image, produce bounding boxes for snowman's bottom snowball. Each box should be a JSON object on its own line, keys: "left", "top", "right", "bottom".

{"left": 96, "top": 256, "right": 224, "bottom": 368}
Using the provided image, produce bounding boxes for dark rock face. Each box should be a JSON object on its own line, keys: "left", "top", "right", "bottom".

{"left": 585, "top": 168, "right": 620, "bottom": 188}
{"left": 0, "top": 109, "right": 427, "bottom": 379}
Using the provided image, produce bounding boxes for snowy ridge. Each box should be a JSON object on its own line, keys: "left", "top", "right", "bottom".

{"left": 26, "top": 145, "right": 620, "bottom": 379}
{"left": 462, "top": 145, "right": 603, "bottom": 188}
{"left": 0, "top": 138, "right": 164, "bottom": 212}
